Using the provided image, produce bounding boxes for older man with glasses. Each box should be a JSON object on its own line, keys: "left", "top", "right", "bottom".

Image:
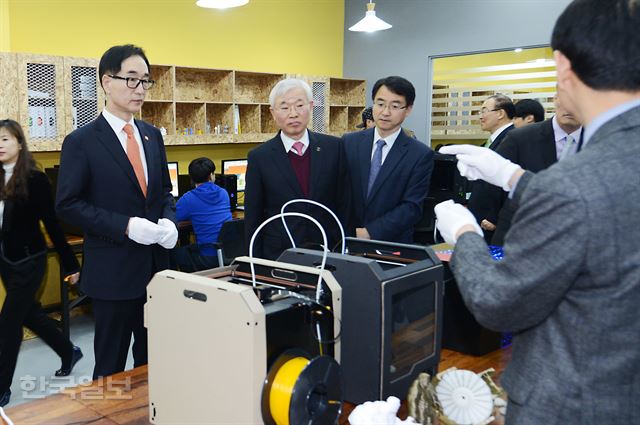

{"left": 244, "top": 78, "right": 349, "bottom": 260}
{"left": 467, "top": 93, "right": 516, "bottom": 242}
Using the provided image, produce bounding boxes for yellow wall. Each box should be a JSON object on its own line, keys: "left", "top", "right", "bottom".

{"left": 0, "top": 1, "right": 9, "bottom": 50}
{"left": 7, "top": 0, "right": 344, "bottom": 76}
{"left": 2, "top": 0, "right": 345, "bottom": 306}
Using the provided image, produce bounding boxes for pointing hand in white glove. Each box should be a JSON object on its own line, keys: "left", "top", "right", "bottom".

{"left": 127, "top": 217, "right": 166, "bottom": 245}
{"left": 439, "top": 144, "right": 523, "bottom": 191}
{"left": 157, "top": 218, "right": 178, "bottom": 249}
{"left": 434, "top": 200, "right": 483, "bottom": 245}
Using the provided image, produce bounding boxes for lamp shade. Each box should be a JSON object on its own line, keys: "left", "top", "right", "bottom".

{"left": 348, "top": 2, "right": 392, "bottom": 32}
{"left": 196, "top": 0, "right": 249, "bottom": 9}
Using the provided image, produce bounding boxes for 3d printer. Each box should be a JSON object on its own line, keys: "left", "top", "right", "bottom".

{"left": 279, "top": 237, "right": 444, "bottom": 404}
{"left": 146, "top": 213, "right": 343, "bottom": 425}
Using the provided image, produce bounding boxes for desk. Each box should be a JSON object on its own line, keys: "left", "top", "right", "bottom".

{"left": 4, "top": 348, "right": 509, "bottom": 425}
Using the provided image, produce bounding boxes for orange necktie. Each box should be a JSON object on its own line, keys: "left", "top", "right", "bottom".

{"left": 123, "top": 124, "right": 147, "bottom": 197}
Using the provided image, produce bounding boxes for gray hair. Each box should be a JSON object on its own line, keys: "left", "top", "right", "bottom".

{"left": 269, "top": 78, "right": 313, "bottom": 107}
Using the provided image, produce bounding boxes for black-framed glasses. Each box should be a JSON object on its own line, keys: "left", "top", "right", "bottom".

{"left": 374, "top": 101, "right": 408, "bottom": 112}
{"left": 109, "top": 75, "right": 155, "bottom": 90}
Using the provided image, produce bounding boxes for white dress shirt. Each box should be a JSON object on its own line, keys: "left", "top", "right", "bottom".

{"left": 102, "top": 108, "right": 148, "bottom": 183}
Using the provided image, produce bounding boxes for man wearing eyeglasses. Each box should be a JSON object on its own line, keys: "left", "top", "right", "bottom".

{"left": 467, "top": 94, "right": 515, "bottom": 242}
{"left": 56, "top": 44, "right": 177, "bottom": 379}
{"left": 245, "top": 78, "right": 349, "bottom": 259}
{"left": 342, "top": 76, "right": 433, "bottom": 243}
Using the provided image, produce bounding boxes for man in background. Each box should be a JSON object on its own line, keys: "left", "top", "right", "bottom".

{"left": 343, "top": 76, "right": 433, "bottom": 243}
{"left": 172, "top": 157, "right": 232, "bottom": 271}
{"left": 467, "top": 94, "right": 515, "bottom": 241}
{"left": 56, "top": 44, "right": 177, "bottom": 379}
{"left": 244, "top": 78, "right": 348, "bottom": 259}
{"left": 490, "top": 95, "right": 581, "bottom": 245}
{"left": 356, "top": 106, "right": 375, "bottom": 130}
{"left": 512, "top": 98, "right": 545, "bottom": 128}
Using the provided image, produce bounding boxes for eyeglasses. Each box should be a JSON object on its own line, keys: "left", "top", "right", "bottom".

{"left": 374, "top": 101, "right": 408, "bottom": 112}
{"left": 109, "top": 75, "right": 155, "bottom": 90}
{"left": 274, "top": 103, "right": 309, "bottom": 114}
{"left": 478, "top": 108, "right": 500, "bottom": 116}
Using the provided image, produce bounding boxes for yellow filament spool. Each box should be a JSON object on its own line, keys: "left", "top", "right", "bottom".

{"left": 269, "top": 357, "right": 309, "bottom": 425}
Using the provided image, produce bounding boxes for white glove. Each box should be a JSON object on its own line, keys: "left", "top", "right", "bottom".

{"left": 157, "top": 218, "right": 178, "bottom": 249}
{"left": 439, "top": 144, "right": 522, "bottom": 191}
{"left": 127, "top": 217, "right": 166, "bottom": 245}
{"left": 434, "top": 200, "right": 483, "bottom": 245}
{"left": 349, "top": 397, "right": 410, "bottom": 425}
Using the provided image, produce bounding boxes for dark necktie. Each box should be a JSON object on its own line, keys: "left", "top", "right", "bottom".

{"left": 367, "top": 139, "right": 386, "bottom": 197}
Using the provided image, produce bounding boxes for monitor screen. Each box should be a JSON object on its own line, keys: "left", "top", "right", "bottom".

{"left": 167, "top": 162, "right": 179, "bottom": 197}
{"left": 221, "top": 159, "right": 247, "bottom": 192}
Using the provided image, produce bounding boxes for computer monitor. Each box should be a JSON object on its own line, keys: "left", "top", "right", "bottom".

{"left": 167, "top": 162, "right": 179, "bottom": 197}
{"left": 221, "top": 159, "right": 247, "bottom": 192}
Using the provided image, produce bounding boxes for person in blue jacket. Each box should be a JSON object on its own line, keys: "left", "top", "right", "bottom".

{"left": 173, "top": 157, "right": 232, "bottom": 271}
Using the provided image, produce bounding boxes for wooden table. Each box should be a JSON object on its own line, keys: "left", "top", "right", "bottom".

{"left": 4, "top": 347, "right": 510, "bottom": 425}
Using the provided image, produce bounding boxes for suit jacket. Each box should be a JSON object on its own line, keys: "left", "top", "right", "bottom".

{"left": 467, "top": 124, "right": 514, "bottom": 230}
{"left": 56, "top": 114, "right": 175, "bottom": 300}
{"left": 1, "top": 170, "right": 79, "bottom": 273}
{"left": 451, "top": 105, "right": 640, "bottom": 424}
{"left": 489, "top": 119, "right": 558, "bottom": 245}
{"left": 342, "top": 128, "right": 434, "bottom": 243}
{"left": 244, "top": 130, "right": 348, "bottom": 260}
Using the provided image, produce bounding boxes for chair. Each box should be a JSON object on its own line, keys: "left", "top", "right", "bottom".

{"left": 173, "top": 219, "right": 246, "bottom": 272}
{"left": 212, "top": 218, "right": 246, "bottom": 266}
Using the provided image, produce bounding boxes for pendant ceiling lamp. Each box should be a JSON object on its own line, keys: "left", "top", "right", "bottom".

{"left": 349, "top": 1, "right": 392, "bottom": 33}
{"left": 196, "top": 0, "right": 249, "bottom": 9}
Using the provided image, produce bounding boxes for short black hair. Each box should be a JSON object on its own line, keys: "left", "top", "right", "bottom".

{"left": 372, "top": 76, "right": 416, "bottom": 106}
{"left": 514, "top": 99, "right": 545, "bottom": 123}
{"left": 551, "top": 0, "right": 640, "bottom": 91}
{"left": 98, "top": 44, "right": 150, "bottom": 88}
{"left": 488, "top": 94, "right": 515, "bottom": 119}
{"left": 188, "top": 157, "right": 216, "bottom": 184}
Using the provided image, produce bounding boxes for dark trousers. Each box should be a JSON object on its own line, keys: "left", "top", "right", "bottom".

{"left": 91, "top": 296, "right": 147, "bottom": 379}
{"left": 0, "top": 253, "right": 73, "bottom": 392}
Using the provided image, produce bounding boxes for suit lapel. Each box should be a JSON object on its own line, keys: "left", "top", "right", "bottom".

{"left": 540, "top": 119, "right": 558, "bottom": 166}
{"left": 271, "top": 133, "right": 304, "bottom": 197}
{"left": 308, "top": 131, "right": 321, "bottom": 199}
{"left": 95, "top": 115, "right": 146, "bottom": 198}
{"left": 367, "top": 130, "right": 410, "bottom": 203}
{"left": 136, "top": 119, "right": 156, "bottom": 200}
{"left": 489, "top": 124, "right": 513, "bottom": 150}
{"left": 358, "top": 129, "right": 374, "bottom": 199}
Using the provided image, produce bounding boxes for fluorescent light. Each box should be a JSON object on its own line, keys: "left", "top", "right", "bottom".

{"left": 196, "top": 0, "right": 248, "bottom": 9}
{"left": 349, "top": 1, "right": 392, "bottom": 33}
{"left": 514, "top": 48, "right": 523, "bottom": 53}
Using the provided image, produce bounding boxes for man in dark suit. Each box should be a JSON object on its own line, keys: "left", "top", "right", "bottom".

{"left": 435, "top": 1, "right": 640, "bottom": 422}
{"left": 56, "top": 45, "right": 177, "bottom": 379}
{"left": 244, "top": 78, "right": 348, "bottom": 260}
{"left": 467, "top": 94, "right": 514, "bottom": 242}
{"left": 490, "top": 95, "right": 581, "bottom": 245}
{"left": 512, "top": 98, "right": 545, "bottom": 129}
{"left": 343, "top": 76, "right": 433, "bottom": 243}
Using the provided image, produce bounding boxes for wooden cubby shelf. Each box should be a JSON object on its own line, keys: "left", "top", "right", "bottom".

{"left": 234, "top": 71, "right": 284, "bottom": 104}
{"left": 176, "top": 67, "right": 233, "bottom": 103}
{"left": 141, "top": 101, "right": 174, "bottom": 134}
{"left": 1, "top": 52, "right": 366, "bottom": 150}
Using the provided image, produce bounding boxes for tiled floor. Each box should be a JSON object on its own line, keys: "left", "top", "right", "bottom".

{"left": 5, "top": 313, "right": 134, "bottom": 408}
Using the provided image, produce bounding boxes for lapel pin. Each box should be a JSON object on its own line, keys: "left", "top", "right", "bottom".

{"left": 316, "top": 147, "right": 321, "bottom": 152}
{"left": 144, "top": 135, "right": 149, "bottom": 141}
